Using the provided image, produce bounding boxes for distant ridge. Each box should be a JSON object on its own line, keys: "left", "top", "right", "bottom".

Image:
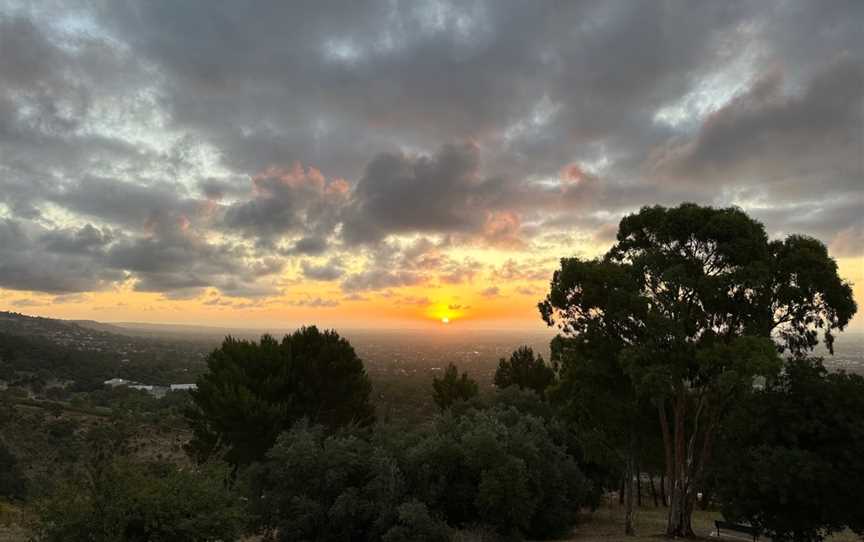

{"left": 71, "top": 319, "right": 137, "bottom": 335}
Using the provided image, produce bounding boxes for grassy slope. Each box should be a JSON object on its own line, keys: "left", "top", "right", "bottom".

{"left": 566, "top": 501, "right": 860, "bottom": 542}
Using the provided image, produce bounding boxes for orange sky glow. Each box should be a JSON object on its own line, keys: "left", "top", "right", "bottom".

{"left": 3, "top": 249, "right": 861, "bottom": 334}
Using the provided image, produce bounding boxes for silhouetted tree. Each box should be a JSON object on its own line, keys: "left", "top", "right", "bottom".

{"left": 714, "top": 358, "right": 864, "bottom": 541}
{"left": 548, "top": 334, "right": 656, "bottom": 535}
{"left": 431, "top": 363, "right": 478, "bottom": 410}
{"left": 540, "top": 203, "right": 856, "bottom": 537}
{"left": 186, "top": 326, "right": 374, "bottom": 466}
{"left": 493, "top": 346, "right": 556, "bottom": 396}
{"left": 244, "top": 420, "right": 449, "bottom": 542}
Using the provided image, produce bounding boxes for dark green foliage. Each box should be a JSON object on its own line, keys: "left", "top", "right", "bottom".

{"left": 0, "top": 439, "right": 26, "bottom": 500}
{"left": 548, "top": 333, "right": 659, "bottom": 533}
{"left": 187, "top": 326, "right": 375, "bottom": 465}
{"left": 0, "top": 331, "right": 116, "bottom": 392}
{"left": 431, "top": 363, "right": 478, "bottom": 410}
{"left": 539, "top": 203, "right": 855, "bottom": 536}
{"left": 492, "top": 386, "right": 607, "bottom": 509}
{"left": 760, "top": 235, "right": 857, "bottom": 355}
{"left": 0, "top": 312, "right": 209, "bottom": 391}
{"left": 248, "top": 404, "right": 589, "bottom": 541}
{"left": 405, "top": 405, "right": 590, "bottom": 538}
{"left": 382, "top": 500, "right": 450, "bottom": 542}
{"left": 244, "top": 420, "right": 448, "bottom": 542}
{"left": 714, "top": 358, "right": 864, "bottom": 541}
{"left": 493, "top": 346, "right": 556, "bottom": 396}
{"left": 33, "top": 460, "right": 245, "bottom": 542}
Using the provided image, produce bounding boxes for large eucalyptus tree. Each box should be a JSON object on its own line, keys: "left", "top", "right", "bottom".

{"left": 540, "top": 203, "right": 856, "bottom": 537}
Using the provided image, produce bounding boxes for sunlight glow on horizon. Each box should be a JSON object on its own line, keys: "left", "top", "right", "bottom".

{"left": 2, "top": 254, "right": 860, "bottom": 333}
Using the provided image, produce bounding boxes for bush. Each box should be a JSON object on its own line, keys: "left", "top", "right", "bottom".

{"left": 405, "top": 404, "right": 590, "bottom": 538}
{"left": 33, "top": 460, "right": 245, "bottom": 542}
{"left": 382, "top": 500, "right": 450, "bottom": 542}
{"left": 244, "top": 420, "right": 448, "bottom": 542}
{"left": 0, "top": 441, "right": 26, "bottom": 500}
{"left": 247, "top": 403, "right": 590, "bottom": 541}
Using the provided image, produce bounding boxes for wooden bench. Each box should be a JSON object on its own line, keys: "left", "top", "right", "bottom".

{"left": 715, "top": 520, "right": 759, "bottom": 541}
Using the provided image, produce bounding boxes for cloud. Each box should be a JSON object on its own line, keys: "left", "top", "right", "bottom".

{"left": 0, "top": 0, "right": 861, "bottom": 311}
{"left": 491, "top": 259, "right": 553, "bottom": 282}
{"left": 286, "top": 236, "right": 330, "bottom": 256}
{"left": 0, "top": 212, "right": 282, "bottom": 298}
{"left": 341, "top": 143, "right": 498, "bottom": 244}
{"left": 829, "top": 224, "right": 864, "bottom": 259}
{"left": 0, "top": 219, "right": 125, "bottom": 293}
{"left": 515, "top": 285, "right": 543, "bottom": 296}
{"left": 40, "top": 224, "right": 115, "bottom": 255}
{"left": 341, "top": 269, "right": 424, "bottom": 293}
{"left": 396, "top": 296, "right": 432, "bottom": 307}
{"left": 301, "top": 259, "right": 345, "bottom": 281}
{"left": 480, "top": 286, "right": 500, "bottom": 298}
{"left": 288, "top": 297, "right": 340, "bottom": 308}
{"left": 10, "top": 298, "right": 46, "bottom": 307}
{"left": 438, "top": 257, "right": 482, "bottom": 285}
{"left": 220, "top": 164, "right": 348, "bottom": 248}
{"left": 651, "top": 58, "right": 863, "bottom": 202}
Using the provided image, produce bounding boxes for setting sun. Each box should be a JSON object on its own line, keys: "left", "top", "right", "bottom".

{"left": 441, "top": 317, "right": 450, "bottom": 324}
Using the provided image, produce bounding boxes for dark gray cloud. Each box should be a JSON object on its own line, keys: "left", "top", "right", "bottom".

{"left": 39, "top": 224, "right": 115, "bottom": 255}
{"left": 0, "top": 219, "right": 124, "bottom": 293}
{"left": 105, "top": 212, "right": 280, "bottom": 297}
{"left": 220, "top": 165, "right": 347, "bottom": 248}
{"left": 301, "top": 259, "right": 345, "bottom": 282}
{"left": 52, "top": 176, "right": 203, "bottom": 231}
{"left": 342, "top": 143, "right": 506, "bottom": 244}
{"left": 0, "top": 212, "right": 280, "bottom": 297}
{"left": 0, "top": 0, "right": 860, "bottom": 300}
{"left": 652, "top": 58, "right": 863, "bottom": 194}
{"left": 286, "top": 236, "right": 330, "bottom": 256}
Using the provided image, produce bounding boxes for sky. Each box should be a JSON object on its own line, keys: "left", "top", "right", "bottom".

{"left": 0, "top": 0, "right": 861, "bottom": 331}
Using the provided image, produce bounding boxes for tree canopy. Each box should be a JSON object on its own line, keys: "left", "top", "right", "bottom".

{"left": 403, "top": 404, "right": 590, "bottom": 538}
{"left": 431, "top": 363, "right": 479, "bottom": 410}
{"left": 186, "top": 326, "right": 374, "bottom": 466}
{"left": 539, "top": 203, "right": 856, "bottom": 536}
{"left": 715, "top": 358, "right": 864, "bottom": 541}
{"left": 493, "top": 346, "right": 556, "bottom": 396}
{"left": 548, "top": 334, "right": 657, "bottom": 534}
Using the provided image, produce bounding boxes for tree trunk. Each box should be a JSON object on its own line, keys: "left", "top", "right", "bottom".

{"left": 619, "top": 476, "right": 625, "bottom": 505}
{"left": 624, "top": 453, "right": 636, "bottom": 536}
{"left": 665, "top": 392, "right": 697, "bottom": 538}
{"left": 658, "top": 400, "right": 674, "bottom": 507}
{"left": 665, "top": 390, "right": 724, "bottom": 538}
{"left": 651, "top": 475, "right": 659, "bottom": 507}
{"left": 636, "top": 464, "right": 643, "bottom": 507}
{"left": 659, "top": 471, "right": 667, "bottom": 507}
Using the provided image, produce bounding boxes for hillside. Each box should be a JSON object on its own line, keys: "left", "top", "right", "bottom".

{"left": 0, "top": 312, "right": 208, "bottom": 390}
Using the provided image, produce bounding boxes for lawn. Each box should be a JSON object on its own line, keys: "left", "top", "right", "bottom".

{"left": 565, "top": 500, "right": 861, "bottom": 542}
{"left": 566, "top": 501, "right": 717, "bottom": 541}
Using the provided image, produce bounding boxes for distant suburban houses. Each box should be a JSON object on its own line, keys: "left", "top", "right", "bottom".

{"left": 104, "top": 378, "right": 196, "bottom": 398}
